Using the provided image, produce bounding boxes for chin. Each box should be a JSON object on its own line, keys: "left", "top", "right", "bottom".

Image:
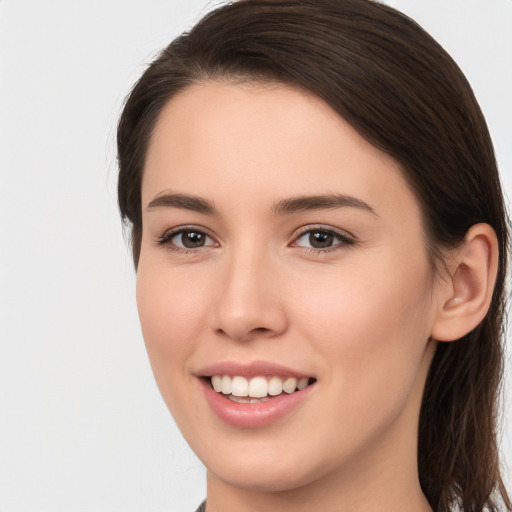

{"left": 195, "top": 432, "right": 347, "bottom": 495}
{"left": 208, "top": 456, "right": 326, "bottom": 493}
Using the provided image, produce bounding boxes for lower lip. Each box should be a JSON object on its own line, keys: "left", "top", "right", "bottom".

{"left": 200, "top": 379, "right": 316, "bottom": 428}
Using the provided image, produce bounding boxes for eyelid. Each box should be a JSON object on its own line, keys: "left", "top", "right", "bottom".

{"left": 156, "top": 224, "right": 219, "bottom": 250}
{"left": 155, "top": 223, "right": 355, "bottom": 253}
{"left": 290, "top": 224, "right": 357, "bottom": 250}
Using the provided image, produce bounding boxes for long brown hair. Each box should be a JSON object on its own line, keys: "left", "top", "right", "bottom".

{"left": 117, "top": 1, "right": 511, "bottom": 510}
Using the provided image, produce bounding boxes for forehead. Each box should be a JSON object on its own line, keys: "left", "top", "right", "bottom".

{"left": 142, "top": 80, "right": 420, "bottom": 222}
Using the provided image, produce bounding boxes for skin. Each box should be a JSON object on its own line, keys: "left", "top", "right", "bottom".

{"left": 137, "top": 81, "right": 446, "bottom": 512}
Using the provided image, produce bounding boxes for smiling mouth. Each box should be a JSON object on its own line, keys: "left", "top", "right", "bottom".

{"left": 208, "top": 375, "right": 317, "bottom": 403}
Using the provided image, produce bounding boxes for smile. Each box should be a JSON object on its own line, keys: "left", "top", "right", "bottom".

{"left": 210, "top": 375, "right": 313, "bottom": 402}
{"left": 198, "top": 363, "right": 317, "bottom": 428}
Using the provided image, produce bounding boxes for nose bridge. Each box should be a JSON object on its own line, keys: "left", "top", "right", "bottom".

{"left": 210, "top": 240, "right": 287, "bottom": 341}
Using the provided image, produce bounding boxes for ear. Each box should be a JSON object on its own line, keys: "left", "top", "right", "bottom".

{"left": 431, "top": 223, "right": 499, "bottom": 342}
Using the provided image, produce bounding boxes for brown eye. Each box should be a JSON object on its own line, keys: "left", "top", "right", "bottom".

{"left": 309, "top": 231, "right": 334, "bottom": 248}
{"left": 178, "top": 231, "right": 207, "bottom": 248}
{"left": 294, "top": 228, "right": 354, "bottom": 251}
{"left": 160, "top": 228, "right": 217, "bottom": 250}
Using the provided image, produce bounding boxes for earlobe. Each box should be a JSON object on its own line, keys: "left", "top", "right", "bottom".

{"left": 431, "top": 223, "right": 499, "bottom": 342}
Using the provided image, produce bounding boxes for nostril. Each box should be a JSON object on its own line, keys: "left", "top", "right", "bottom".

{"left": 252, "top": 327, "right": 270, "bottom": 334}
{"left": 214, "top": 325, "right": 277, "bottom": 342}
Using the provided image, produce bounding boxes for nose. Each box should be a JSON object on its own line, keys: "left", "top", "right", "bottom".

{"left": 209, "top": 250, "right": 289, "bottom": 342}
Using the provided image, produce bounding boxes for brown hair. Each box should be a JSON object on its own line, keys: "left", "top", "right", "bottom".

{"left": 117, "top": 1, "right": 511, "bottom": 510}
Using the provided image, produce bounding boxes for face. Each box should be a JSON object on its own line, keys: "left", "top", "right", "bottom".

{"left": 137, "top": 82, "right": 440, "bottom": 493}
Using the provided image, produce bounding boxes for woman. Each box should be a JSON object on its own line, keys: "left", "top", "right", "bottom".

{"left": 117, "top": 0, "right": 511, "bottom": 510}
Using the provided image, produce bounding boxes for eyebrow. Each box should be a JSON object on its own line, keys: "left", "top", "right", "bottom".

{"left": 146, "top": 192, "right": 376, "bottom": 216}
{"left": 272, "top": 194, "right": 377, "bottom": 216}
{"left": 147, "top": 193, "right": 217, "bottom": 215}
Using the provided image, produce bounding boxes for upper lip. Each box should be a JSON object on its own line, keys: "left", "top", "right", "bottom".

{"left": 196, "top": 360, "right": 314, "bottom": 379}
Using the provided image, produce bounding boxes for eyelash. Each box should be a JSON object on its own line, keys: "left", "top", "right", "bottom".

{"left": 156, "top": 225, "right": 356, "bottom": 255}
{"left": 156, "top": 225, "right": 218, "bottom": 254}
{"left": 291, "top": 225, "right": 356, "bottom": 254}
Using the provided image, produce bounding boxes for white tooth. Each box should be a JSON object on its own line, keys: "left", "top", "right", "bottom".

{"left": 283, "top": 377, "right": 298, "bottom": 394}
{"left": 231, "top": 376, "right": 249, "bottom": 397}
{"left": 229, "top": 395, "right": 250, "bottom": 403}
{"left": 249, "top": 376, "right": 268, "bottom": 398}
{"left": 297, "top": 377, "right": 309, "bottom": 390}
{"left": 211, "top": 375, "right": 222, "bottom": 392}
{"left": 221, "top": 375, "right": 232, "bottom": 395}
{"left": 268, "top": 377, "right": 283, "bottom": 396}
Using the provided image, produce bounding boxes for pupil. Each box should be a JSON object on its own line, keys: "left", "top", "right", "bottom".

{"left": 182, "top": 231, "right": 204, "bottom": 248}
{"left": 309, "top": 231, "right": 333, "bottom": 248}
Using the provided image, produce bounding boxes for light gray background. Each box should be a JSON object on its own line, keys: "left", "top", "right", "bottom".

{"left": 0, "top": 1, "right": 510, "bottom": 510}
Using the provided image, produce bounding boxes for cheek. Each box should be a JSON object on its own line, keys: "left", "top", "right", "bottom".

{"left": 135, "top": 264, "right": 209, "bottom": 391}
{"left": 292, "top": 254, "right": 433, "bottom": 417}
